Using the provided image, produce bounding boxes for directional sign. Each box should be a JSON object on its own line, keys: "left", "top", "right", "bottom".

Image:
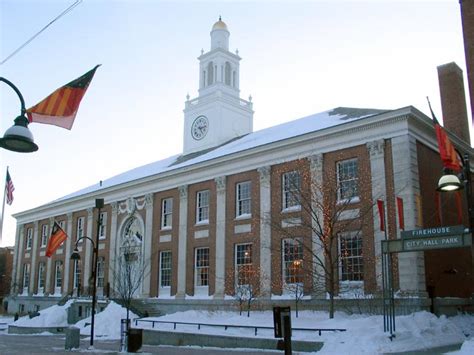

{"left": 401, "top": 225, "right": 466, "bottom": 239}
{"left": 403, "top": 235, "right": 467, "bottom": 251}
{"left": 382, "top": 233, "right": 472, "bottom": 253}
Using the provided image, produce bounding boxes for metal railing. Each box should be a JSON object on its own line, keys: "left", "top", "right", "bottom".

{"left": 134, "top": 318, "right": 346, "bottom": 336}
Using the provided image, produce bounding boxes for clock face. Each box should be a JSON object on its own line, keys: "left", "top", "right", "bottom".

{"left": 191, "top": 115, "right": 209, "bottom": 140}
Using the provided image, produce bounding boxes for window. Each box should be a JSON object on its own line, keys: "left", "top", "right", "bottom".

{"left": 207, "top": 62, "right": 214, "bottom": 85}
{"left": 76, "top": 217, "right": 84, "bottom": 242}
{"left": 73, "top": 260, "right": 81, "bottom": 289}
{"left": 282, "top": 239, "right": 303, "bottom": 284}
{"left": 161, "top": 198, "right": 173, "bottom": 229}
{"left": 26, "top": 228, "right": 33, "bottom": 250}
{"left": 195, "top": 247, "right": 209, "bottom": 287}
{"left": 99, "top": 212, "right": 107, "bottom": 239}
{"left": 159, "top": 251, "right": 172, "bottom": 287}
{"left": 22, "top": 263, "right": 30, "bottom": 289}
{"left": 339, "top": 232, "right": 363, "bottom": 281}
{"left": 37, "top": 262, "right": 45, "bottom": 291}
{"left": 337, "top": 159, "right": 359, "bottom": 201}
{"left": 40, "top": 225, "right": 48, "bottom": 248}
{"left": 97, "top": 257, "right": 105, "bottom": 288}
{"left": 235, "top": 243, "right": 252, "bottom": 286}
{"left": 282, "top": 171, "right": 301, "bottom": 210}
{"left": 59, "top": 220, "right": 65, "bottom": 230}
{"left": 225, "top": 62, "right": 232, "bottom": 85}
{"left": 236, "top": 181, "right": 251, "bottom": 218}
{"left": 196, "top": 190, "right": 210, "bottom": 223}
{"left": 54, "top": 261, "right": 63, "bottom": 289}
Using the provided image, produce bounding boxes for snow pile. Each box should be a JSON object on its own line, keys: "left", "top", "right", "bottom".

{"left": 13, "top": 300, "right": 73, "bottom": 327}
{"left": 143, "top": 309, "right": 472, "bottom": 354}
{"left": 75, "top": 302, "right": 138, "bottom": 339}
{"left": 6, "top": 301, "right": 474, "bottom": 353}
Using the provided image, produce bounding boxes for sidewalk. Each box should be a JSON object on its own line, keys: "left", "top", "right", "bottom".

{"left": 0, "top": 333, "right": 281, "bottom": 354}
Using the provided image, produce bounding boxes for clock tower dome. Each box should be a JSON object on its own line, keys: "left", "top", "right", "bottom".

{"left": 183, "top": 18, "right": 254, "bottom": 155}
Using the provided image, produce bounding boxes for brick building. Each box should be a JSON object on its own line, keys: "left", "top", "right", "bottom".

{"left": 7, "top": 10, "right": 474, "bottom": 314}
{"left": 0, "top": 246, "right": 14, "bottom": 313}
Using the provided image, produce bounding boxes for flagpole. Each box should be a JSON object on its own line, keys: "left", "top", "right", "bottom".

{"left": 0, "top": 167, "right": 8, "bottom": 244}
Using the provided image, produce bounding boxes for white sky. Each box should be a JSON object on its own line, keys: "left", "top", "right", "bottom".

{"left": 0, "top": 0, "right": 472, "bottom": 247}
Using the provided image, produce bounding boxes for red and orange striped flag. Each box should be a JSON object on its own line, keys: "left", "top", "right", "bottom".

{"left": 46, "top": 221, "right": 67, "bottom": 257}
{"left": 26, "top": 65, "right": 100, "bottom": 130}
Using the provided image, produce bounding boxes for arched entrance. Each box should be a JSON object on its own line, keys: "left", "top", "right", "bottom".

{"left": 116, "top": 215, "right": 145, "bottom": 298}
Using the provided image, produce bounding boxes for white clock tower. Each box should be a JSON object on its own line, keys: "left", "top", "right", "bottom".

{"left": 183, "top": 18, "right": 254, "bottom": 155}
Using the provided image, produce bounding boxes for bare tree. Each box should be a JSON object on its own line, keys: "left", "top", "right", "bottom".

{"left": 266, "top": 157, "right": 382, "bottom": 319}
{"left": 110, "top": 238, "right": 150, "bottom": 330}
{"left": 226, "top": 264, "right": 265, "bottom": 317}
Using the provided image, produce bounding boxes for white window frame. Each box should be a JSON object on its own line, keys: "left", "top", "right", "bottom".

{"left": 98, "top": 212, "right": 107, "bottom": 240}
{"left": 37, "top": 262, "right": 45, "bottom": 294}
{"left": 26, "top": 228, "right": 33, "bottom": 250}
{"left": 40, "top": 225, "right": 48, "bottom": 248}
{"left": 54, "top": 260, "right": 63, "bottom": 293}
{"left": 236, "top": 181, "right": 251, "bottom": 218}
{"left": 22, "top": 263, "right": 30, "bottom": 293}
{"left": 339, "top": 232, "right": 364, "bottom": 283}
{"left": 194, "top": 247, "right": 210, "bottom": 290}
{"left": 235, "top": 243, "right": 252, "bottom": 287}
{"left": 161, "top": 198, "right": 173, "bottom": 229}
{"left": 76, "top": 217, "right": 84, "bottom": 243}
{"left": 282, "top": 238, "right": 304, "bottom": 286}
{"left": 73, "top": 260, "right": 81, "bottom": 289}
{"left": 196, "top": 190, "right": 210, "bottom": 224}
{"left": 97, "top": 257, "right": 105, "bottom": 288}
{"left": 159, "top": 250, "right": 172, "bottom": 288}
{"left": 337, "top": 158, "right": 359, "bottom": 203}
{"left": 282, "top": 171, "right": 301, "bottom": 211}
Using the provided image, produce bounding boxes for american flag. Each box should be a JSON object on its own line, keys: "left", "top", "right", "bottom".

{"left": 5, "top": 169, "right": 14, "bottom": 205}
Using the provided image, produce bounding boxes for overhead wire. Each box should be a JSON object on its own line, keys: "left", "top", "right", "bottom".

{"left": 1, "top": 0, "right": 83, "bottom": 65}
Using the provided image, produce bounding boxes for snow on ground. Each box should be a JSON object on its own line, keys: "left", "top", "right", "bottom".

{"left": 140, "top": 309, "right": 474, "bottom": 354}
{"left": 5, "top": 301, "right": 474, "bottom": 354}
{"left": 75, "top": 301, "right": 137, "bottom": 339}
{"left": 8, "top": 301, "right": 136, "bottom": 339}
{"left": 12, "top": 300, "right": 73, "bottom": 327}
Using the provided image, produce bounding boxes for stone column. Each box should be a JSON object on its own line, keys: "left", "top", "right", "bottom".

{"left": 176, "top": 185, "right": 188, "bottom": 299}
{"left": 63, "top": 213, "right": 73, "bottom": 294}
{"left": 142, "top": 194, "right": 154, "bottom": 297}
{"left": 84, "top": 208, "right": 94, "bottom": 292}
{"left": 309, "top": 154, "right": 326, "bottom": 297}
{"left": 29, "top": 221, "right": 39, "bottom": 294}
{"left": 214, "top": 176, "right": 226, "bottom": 299}
{"left": 391, "top": 135, "right": 426, "bottom": 295}
{"left": 367, "top": 139, "right": 387, "bottom": 289}
{"left": 12, "top": 224, "right": 24, "bottom": 294}
{"left": 258, "top": 166, "right": 272, "bottom": 297}
{"left": 45, "top": 218, "right": 54, "bottom": 295}
{"left": 108, "top": 202, "right": 119, "bottom": 294}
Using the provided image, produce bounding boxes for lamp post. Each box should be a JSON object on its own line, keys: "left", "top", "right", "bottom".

{"left": 0, "top": 77, "right": 38, "bottom": 153}
{"left": 70, "top": 198, "right": 104, "bottom": 348}
{"left": 437, "top": 153, "right": 474, "bottom": 234}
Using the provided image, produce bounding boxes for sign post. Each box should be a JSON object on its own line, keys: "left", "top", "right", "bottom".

{"left": 273, "top": 306, "right": 292, "bottom": 355}
{"left": 381, "top": 225, "right": 471, "bottom": 339}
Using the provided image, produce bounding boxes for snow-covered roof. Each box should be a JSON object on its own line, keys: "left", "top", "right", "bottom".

{"left": 55, "top": 107, "right": 388, "bottom": 203}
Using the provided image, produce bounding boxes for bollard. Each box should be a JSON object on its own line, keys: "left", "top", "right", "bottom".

{"left": 65, "top": 326, "right": 80, "bottom": 350}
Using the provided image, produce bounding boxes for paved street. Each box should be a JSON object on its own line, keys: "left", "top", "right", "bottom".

{"left": 0, "top": 333, "right": 281, "bottom": 355}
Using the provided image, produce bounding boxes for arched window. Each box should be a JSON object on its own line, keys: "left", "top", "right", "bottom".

{"left": 207, "top": 62, "right": 214, "bottom": 85}
{"left": 225, "top": 62, "right": 232, "bottom": 85}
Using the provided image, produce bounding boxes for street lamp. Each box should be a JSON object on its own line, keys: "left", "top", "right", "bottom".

{"left": 437, "top": 154, "right": 474, "bottom": 233}
{"left": 0, "top": 77, "right": 38, "bottom": 153}
{"left": 70, "top": 198, "right": 104, "bottom": 348}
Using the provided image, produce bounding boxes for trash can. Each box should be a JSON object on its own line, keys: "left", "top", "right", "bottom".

{"left": 65, "top": 326, "right": 80, "bottom": 350}
{"left": 127, "top": 328, "right": 143, "bottom": 352}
